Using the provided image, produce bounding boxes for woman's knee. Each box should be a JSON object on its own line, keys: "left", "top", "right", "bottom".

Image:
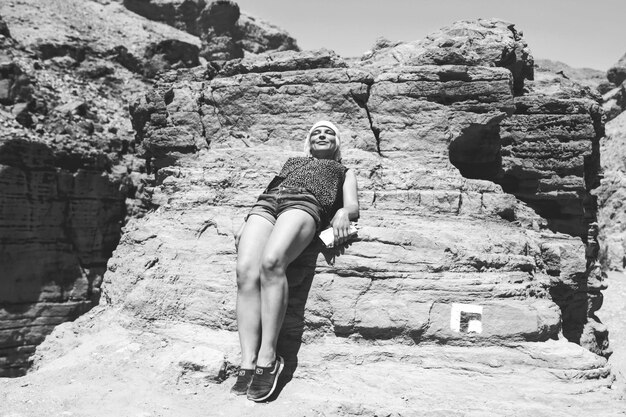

{"left": 236, "top": 260, "right": 260, "bottom": 290}
{"left": 260, "top": 252, "right": 287, "bottom": 281}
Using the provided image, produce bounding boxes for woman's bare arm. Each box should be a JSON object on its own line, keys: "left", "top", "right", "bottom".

{"left": 235, "top": 221, "right": 246, "bottom": 250}
{"left": 330, "top": 169, "right": 359, "bottom": 246}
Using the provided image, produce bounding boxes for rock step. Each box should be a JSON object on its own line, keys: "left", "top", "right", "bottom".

{"left": 10, "top": 310, "right": 621, "bottom": 417}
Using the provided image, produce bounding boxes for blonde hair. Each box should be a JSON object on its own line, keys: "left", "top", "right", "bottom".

{"left": 303, "top": 120, "right": 342, "bottom": 162}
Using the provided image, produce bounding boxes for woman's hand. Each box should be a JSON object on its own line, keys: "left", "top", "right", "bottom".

{"left": 330, "top": 169, "right": 359, "bottom": 248}
{"left": 330, "top": 208, "right": 351, "bottom": 247}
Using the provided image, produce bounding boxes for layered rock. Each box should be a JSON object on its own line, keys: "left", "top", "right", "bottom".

{"left": 1, "top": 14, "right": 621, "bottom": 413}
{"left": 118, "top": 22, "right": 607, "bottom": 366}
{"left": 498, "top": 69, "right": 603, "bottom": 239}
{"left": 1, "top": 306, "right": 618, "bottom": 416}
{"left": 0, "top": 0, "right": 306, "bottom": 377}
{"left": 0, "top": 5, "right": 152, "bottom": 376}
{"left": 534, "top": 59, "right": 606, "bottom": 91}
{"left": 0, "top": 135, "right": 127, "bottom": 376}
{"left": 362, "top": 19, "right": 533, "bottom": 95}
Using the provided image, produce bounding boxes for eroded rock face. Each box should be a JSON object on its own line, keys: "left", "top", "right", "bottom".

{"left": 0, "top": 0, "right": 303, "bottom": 378}
{"left": 499, "top": 75, "right": 602, "bottom": 238}
{"left": 118, "top": 24, "right": 607, "bottom": 367}
{"left": 123, "top": 0, "right": 299, "bottom": 61}
{"left": 0, "top": 137, "right": 126, "bottom": 376}
{"left": 1, "top": 9, "right": 618, "bottom": 410}
{"left": 123, "top": 0, "right": 207, "bottom": 36}
{"left": 594, "top": 52, "right": 626, "bottom": 271}
{"left": 362, "top": 19, "right": 533, "bottom": 95}
{"left": 595, "top": 112, "right": 626, "bottom": 271}
{"left": 236, "top": 13, "right": 299, "bottom": 55}
{"left": 1, "top": 0, "right": 202, "bottom": 79}
{"left": 0, "top": 4, "right": 153, "bottom": 376}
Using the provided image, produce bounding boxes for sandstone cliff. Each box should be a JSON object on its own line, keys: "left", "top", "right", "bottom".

{"left": 0, "top": 0, "right": 179, "bottom": 375}
{"left": 18, "top": 18, "right": 616, "bottom": 415}
{"left": 122, "top": 0, "right": 299, "bottom": 60}
{"left": 1, "top": 3, "right": 625, "bottom": 415}
{"left": 0, "top": 0, "right": 296, "bottom": 379}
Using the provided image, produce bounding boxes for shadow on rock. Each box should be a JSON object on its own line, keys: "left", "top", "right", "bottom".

{"left": 269, "top": 239, "right": 352, "bottom": 400}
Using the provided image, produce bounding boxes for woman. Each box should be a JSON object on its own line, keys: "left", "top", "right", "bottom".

{"left": 231, "top": 120, "right": 359, "bottom": 401}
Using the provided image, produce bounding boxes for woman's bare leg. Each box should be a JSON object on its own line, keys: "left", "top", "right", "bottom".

{"left": 235, "top": 215, "right": 274, "bottom": 369}
{"left": 257, "top": 210, "right": 317, "bottom": 366}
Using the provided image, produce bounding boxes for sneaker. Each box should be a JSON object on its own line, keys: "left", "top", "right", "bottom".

{"left": 246, "top": 356, "right": 284, "bottom": 402}
{"left": 230, "top": 368, "right": 254, "bottom": 396}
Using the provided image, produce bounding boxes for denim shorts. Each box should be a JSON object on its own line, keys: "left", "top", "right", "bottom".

{"left": 247, "top": 186, "right": 322, "bottom": 230}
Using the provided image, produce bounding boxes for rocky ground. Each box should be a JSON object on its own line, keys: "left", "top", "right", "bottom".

{"left": 0, "top": 302, "right": 623, "bottom": 417}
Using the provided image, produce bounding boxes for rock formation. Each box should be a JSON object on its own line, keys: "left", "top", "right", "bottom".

{"left": 122, "top": 0, "right": 299, "bottom": 60}
{"left": 522, "top": 58, "right": 626, "bottom": 274}
{"left": 608, "top": 53, "right": 626, "bottom": 87}
{"left": 602, "top": 53, "right": 626, "bottom": 121}
{"left": 0, "top": 0, "right": 156, "bottom": 376}
{"left": 30, "top": 18, "right": 611, "bottom": 413}
{"left": 595, "top": 112, "right": 626, "bottom": 271}
{"left": 2, "top": 0, "right": 202, "bottom": 80}
{"left": 1, "top": 2, "right": 625, "bottom": 414}
{"left": 0, "top": 0, "right": 298, "bottom": 379}
{"left": 593, "top": 52, "right": 626, "bottom": 271}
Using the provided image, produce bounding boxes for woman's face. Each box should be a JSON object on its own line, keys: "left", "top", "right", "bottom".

{"left": 309, "top": 126, "right": 337, "bottom": 158}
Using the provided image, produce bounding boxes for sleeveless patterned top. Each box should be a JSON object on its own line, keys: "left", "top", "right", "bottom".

{"left": 278, "top": 157, "right": 347, "bottom": 226}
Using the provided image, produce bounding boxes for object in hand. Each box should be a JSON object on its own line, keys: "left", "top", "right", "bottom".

{"left": 319, "top": 224, "right": 358, "bottom": 247}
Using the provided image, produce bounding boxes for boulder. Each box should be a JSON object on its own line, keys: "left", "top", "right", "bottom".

{"left": 0, "top": 14, "right": 11, "bottom": 38}
{"left": 235, "top": 12, "right": 299, "bottom": 54}
{"left": 122, "top": 0, "right": 300, "bottom": 59}
{"left": 123, "top": 0, "right": 206, "bottom": 35}
{"left": 143, "top": 39, "right": 200, "bottom": 78}
{"left": 0, "top": 52, "right": 33, "bottom": 105}
{"left": 361, "top": 18, "right": 533, "bottom": 95}
{"left": 199, "top": 0, "right": 239, "bottom": 33}
{"left": 607, "top": 52, "right": 626, "bottom": 86}
{"left": 196, "top": 0, "right": 242, "bottom": 60}
{"left": 602, "top": 81, "right": 626, "bottom": 122}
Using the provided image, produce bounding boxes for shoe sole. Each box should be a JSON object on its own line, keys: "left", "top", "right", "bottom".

{"left": 230, "top": 388, "right": 248, "bottom": 396}
{"left": 248, "top": 357, "right": 284, "bottom": 402}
